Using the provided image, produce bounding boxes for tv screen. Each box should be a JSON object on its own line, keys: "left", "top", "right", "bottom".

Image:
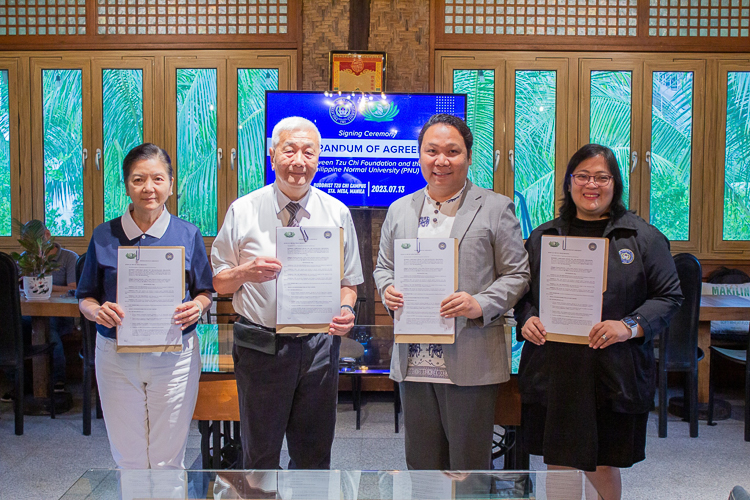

{"left": 265, "top": 91, "right": 468, "bottom": 208}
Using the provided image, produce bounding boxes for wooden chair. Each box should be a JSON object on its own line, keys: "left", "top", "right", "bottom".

{"left": 0, "top": 252, "right": 56, "bottom": 435}
{"left": 658, "top": 253, "right": 703, "bottom": 438}
{"left": 75, "top": 253, "right": 103, "bottom": 435}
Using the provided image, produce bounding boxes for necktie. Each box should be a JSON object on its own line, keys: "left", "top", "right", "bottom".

{"left": 286, "top": 202, "right": 301, "bottom": 227}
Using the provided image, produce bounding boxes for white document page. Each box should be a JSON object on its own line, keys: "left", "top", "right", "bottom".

{"left": 393, "top": 238, "right": 455, "bottom": 336}
{"left": 276, "top": 226, "right": 341, "bottom": 326}
{"left": 116, "top": 246, "right": 184, "bottom": 347}
{"left": 539, "top": 235, "right": 607, "bottom": 336}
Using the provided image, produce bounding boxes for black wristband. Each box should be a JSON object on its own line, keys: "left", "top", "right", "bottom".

{"left": 340, "top": 304, "right": 355, "bottom": 316}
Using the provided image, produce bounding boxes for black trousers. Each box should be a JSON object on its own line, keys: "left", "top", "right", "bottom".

{"left": 400, "top": 381, "right": 500, "bottom": 470}
{"left": 233, "top": 333, "right": 340, "bottom": 469}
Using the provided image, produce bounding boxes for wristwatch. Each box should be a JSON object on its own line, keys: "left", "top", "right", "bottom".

{"left": 622, "top": 316, "right": 639, "bottom": 339}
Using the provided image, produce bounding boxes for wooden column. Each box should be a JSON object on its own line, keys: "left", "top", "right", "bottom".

{"left": 348, "top": 0, "right": 371, "bottom": 51}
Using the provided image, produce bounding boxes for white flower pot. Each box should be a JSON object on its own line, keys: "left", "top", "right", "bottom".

{"left": 23, "top": 276, "right": 54, "bottom": 301}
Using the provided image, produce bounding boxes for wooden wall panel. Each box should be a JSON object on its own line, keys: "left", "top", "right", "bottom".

{"left": 368, "top": 0, "right": 430, "bottom": 92}
{"left": 301, "top": 0, "right": 350, "bottom": 90}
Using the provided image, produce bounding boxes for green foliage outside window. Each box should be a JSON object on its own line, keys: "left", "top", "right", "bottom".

{"left": 590, "top": 71, "right": 632, "bottom": 208}
{"left": 238, "top": 69, "right": 278, "bottom": 197}
{"left": 103, "top": 69, "right": 144, "bottom": 222}
{"left": 515, "top": 71, "right": 556, "bottom": 234}
{"left": 452, "top": 69, "right": 494, "bottom": 190}
{"left": 650, "top": 72, "right": 694, "bottom": 241}
{"left": 0, "top": 71, "right": 10, "bottom": 236}
{"left": 723, "top": 72, "right": 750, "bottom": 241}
{"left": 176, "top": 68, "right": 218, "bottom": 237}
{"left": 43, "top": 69, "right": 84, "bottom": 237}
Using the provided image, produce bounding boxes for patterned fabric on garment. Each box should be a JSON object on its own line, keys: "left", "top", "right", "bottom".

{"left": 286, "top": 202, "right": 301, "bottom": 227}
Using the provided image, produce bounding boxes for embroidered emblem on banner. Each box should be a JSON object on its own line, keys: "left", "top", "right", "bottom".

{"left": 619, "top": 249, "right": 635, "bottom": 264}
{"left": 419, "top": 216, "right": 429, "bottom": 227}
{"left": 329, "top": 97, "right": 357, "bottom": 125}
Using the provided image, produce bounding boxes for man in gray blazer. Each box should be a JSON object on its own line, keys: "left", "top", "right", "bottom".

{"left": 374, "top": 114, "right": 530, "bottom": 470}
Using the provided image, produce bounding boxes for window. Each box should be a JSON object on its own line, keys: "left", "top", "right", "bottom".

{"left": 649, "top": 71, "right": 695, "bottom": 242}
{"left": 237, "top": 68, "right": 278, "bottom": 197}
{"left": 589, "top": 70, "right": 633, "bottom": 207}
{"left": 514, "top": 69, "right": 557, "bottom": 232}
{"left": 175, "top": 68, "right": 219, "bottom": 237}
{"left": 102, "top": 69, "right": 144, "bottom": 222}
{"left": 42, "top": 69, "right": 84, "bottom": 237}
{"left": 722, "top": 71, "right": 750, "bottom": 241}
{"left": 453, "top": 69, "right": 495, "bottom": 190}
{"left": 0, "top": 69, "right": 10, "bottom": 236}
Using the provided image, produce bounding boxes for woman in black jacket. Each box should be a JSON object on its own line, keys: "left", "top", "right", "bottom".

{"left": 514, "top": 144, "right": 683, "bottom": 499}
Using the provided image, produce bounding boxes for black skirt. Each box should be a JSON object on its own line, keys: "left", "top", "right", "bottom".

{"left": 520, "top": 342, "right": 649, "bottom": 472}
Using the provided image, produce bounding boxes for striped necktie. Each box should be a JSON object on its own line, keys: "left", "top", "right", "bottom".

{"left": 286, "top": 202, "right": 301, "bottom": 227}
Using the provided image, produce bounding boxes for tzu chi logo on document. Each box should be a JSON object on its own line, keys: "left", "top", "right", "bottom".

{"left": 401, "top": 243, "right": 411, "bottom": 249}
{"left": 324, "top": 231, "right": 332, "bottom": 239}
{"left": 329, "top": 97, "right": 357, "bottom": 125}
{"left": 125, "top": 252, "right": 136, "bottom": 259}
{"left": 165, "top": 252, "right": 174, "bottom": 261}
{"left": 588, "top": 243, "right": 597, "bottom": 251}
{"left": 438, "top": 242, "right": 447, "bottom": 250}
{"left": 284, "top": 232, "right": 295, "bottom": 238}
{"left": 548, "top": 240, "right": 560, "bottom": 248}
{"left": 619, "top": 249, "right": 635, "bottom": 264}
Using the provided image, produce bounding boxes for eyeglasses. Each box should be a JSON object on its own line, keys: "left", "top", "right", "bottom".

{"left": 570, "top": 174, "right": 614, "bottom": 187}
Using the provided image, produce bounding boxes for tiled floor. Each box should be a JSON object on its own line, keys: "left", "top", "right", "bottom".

{"left": 0, "top": 387, "right": 748, "bottom": 499}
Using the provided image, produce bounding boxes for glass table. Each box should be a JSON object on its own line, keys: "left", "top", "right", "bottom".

{"left": 60, "top": 469, "right": 599, "bottom": 500}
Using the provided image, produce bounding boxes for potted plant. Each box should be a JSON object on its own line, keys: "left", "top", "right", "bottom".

{"left": 10, "top": 219, "right": 60, "bottom": 301}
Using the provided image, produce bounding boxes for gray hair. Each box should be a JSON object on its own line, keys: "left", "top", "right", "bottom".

{"left": 271, "top": 116, "right": 322, "bottom": 150}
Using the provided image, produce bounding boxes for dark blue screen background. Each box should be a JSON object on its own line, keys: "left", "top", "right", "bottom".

{"left": 265, "top": 91, "right": 467, "bottom": 208}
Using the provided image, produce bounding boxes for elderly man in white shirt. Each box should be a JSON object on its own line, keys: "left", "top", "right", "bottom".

{"left": 211, "top": 116, "right": 363, "bottom": 470}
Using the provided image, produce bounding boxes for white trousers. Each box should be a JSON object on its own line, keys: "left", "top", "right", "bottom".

{"left": 95, "top": 332, "right": 201, "bottom": 469}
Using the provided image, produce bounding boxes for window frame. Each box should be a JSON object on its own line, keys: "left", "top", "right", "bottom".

{"left": 91, "top": 57, "right": 156, "bottom": 228}
{"left": 505, "top": 56, "right": 570, "bottom": 225}
{"left": 712, "top": 60, "right": 750, "bottom": 253}
{"left": 640, "top": 59, "right": 706, "bottom": 255}
{"left": 30, "top": 57, "right": 93, "bottom": 247}
{"left": 579, "top": 58, "right": 644, "bottom": 215}
{"left": 0, "top": 58, "right": 23, "bottom": 242}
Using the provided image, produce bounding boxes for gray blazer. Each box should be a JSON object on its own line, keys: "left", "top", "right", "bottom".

{"left": 374, "top": 181, "right": 531, "bottom": 386}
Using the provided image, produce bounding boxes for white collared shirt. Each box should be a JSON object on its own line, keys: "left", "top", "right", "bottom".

{"left": 121, "top": 203, "right": 171, "bottom": 240}
{"left": 211, "top": 182, "right": 364, "bottom": 328}
{"left": 405, "top": 182, "right": 467, "bottom": 385}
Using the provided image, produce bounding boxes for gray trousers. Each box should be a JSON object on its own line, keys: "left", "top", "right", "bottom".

{"left": 233, "top": 333, "right": 340, "bottom": 469}
{"left": 400, "top": 381, "right": 500, "bottom": 470}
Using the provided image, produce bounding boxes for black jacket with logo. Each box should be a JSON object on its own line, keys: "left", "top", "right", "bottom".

{"left": 514, "top": 211, "right": 684, "bottom": 413}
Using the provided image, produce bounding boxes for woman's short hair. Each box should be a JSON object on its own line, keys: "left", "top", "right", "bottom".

{"left": 271, "top": 116, "right": 322, "bottom": 150}
{"left": 417, "top": 114, "right": 473, "bottom": 152}
{"left": 122, "top": 143, "right": 173, "bottom": 181}
{"left": 559, "top": 143, "right": 627, "bottom": 222}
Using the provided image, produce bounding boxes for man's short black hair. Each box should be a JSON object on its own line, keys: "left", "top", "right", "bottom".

{"left": 417, "top": 114, "right": 473, "bottom": 152}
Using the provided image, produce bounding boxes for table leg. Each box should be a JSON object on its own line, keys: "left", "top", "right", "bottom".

{"left": 212, "top": 420, "right": 222, "bottom": 469}
{"left": 30, "top": 316, "right": 50, "bottom": 399}
{"left": 698, "top": 321, "right": 711, "bottom": 403}
{"left": 199, "top": 421, "right": 210, "bottom": 469}
{"left": 354, "top": 375, "right": 362, "bottom": 430}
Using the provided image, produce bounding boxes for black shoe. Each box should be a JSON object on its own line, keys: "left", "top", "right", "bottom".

{"left": 0, "top": 392, "right": 14, "bottom": 403}
{"left": 53, "top": 382, "right": 66, "bottom": 393}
